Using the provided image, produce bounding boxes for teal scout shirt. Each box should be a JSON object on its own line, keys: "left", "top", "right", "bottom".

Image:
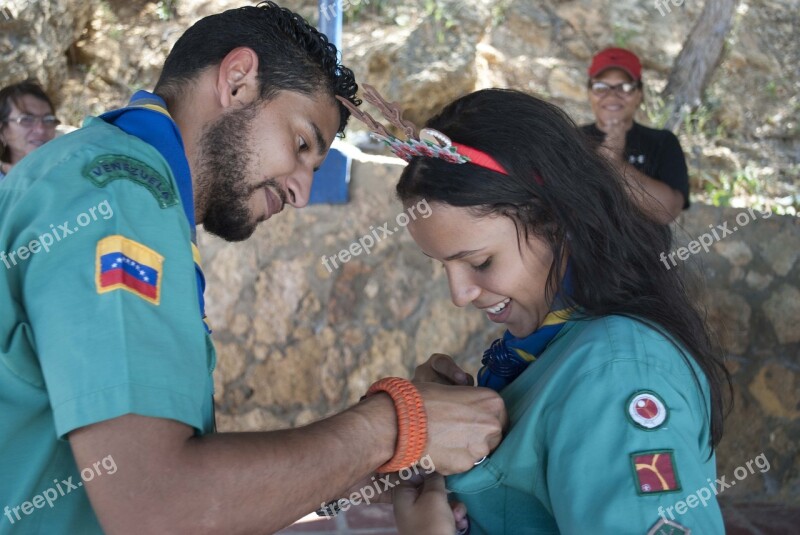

{"left": 0, "top": 117, "right": 215, "bottom": 534}
{"left": 447, "top": 316, "right": 724, "bottom": 534}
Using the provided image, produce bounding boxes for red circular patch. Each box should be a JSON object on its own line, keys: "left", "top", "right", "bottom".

{"left": 636, "top": 398, "right": 658, "bottom": 419}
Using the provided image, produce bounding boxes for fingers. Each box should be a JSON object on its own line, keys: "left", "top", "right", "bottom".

{"left": 430, "top": 354, "right": 473, "bottom": 386}
{"left": 418, "top": 472, "right": 447, "bottom": 496}
{"left": 414, "top": 354, "right": 473, "bottom": 385}
{"left": 393, "top": 472, "right": 455, "bottom": 535}
{"left": 450, "top": 501, "right": 469, "bottom": 531}
{"left": 392, "top": 476, "right": 422, "bottom": 508}
{"left": 496, "top": 399, "right": 509, "bottom": 433}
{"left": 417, "top": 383, "right": 507, "bottom": 475}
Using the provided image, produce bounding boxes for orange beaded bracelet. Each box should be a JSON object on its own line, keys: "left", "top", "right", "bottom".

{"left": 366, "top": 377, "right": 428, "bottom": 473}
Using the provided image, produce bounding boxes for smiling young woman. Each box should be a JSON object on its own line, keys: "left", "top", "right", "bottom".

{"left": 393, "top": 88, "right": 730, "bottom": 535}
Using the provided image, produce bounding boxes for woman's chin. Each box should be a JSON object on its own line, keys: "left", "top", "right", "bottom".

{"left": 506, "top": 323, "right": 536, "bottom": 339}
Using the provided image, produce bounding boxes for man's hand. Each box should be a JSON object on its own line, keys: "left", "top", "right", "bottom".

{"left": 414, "top": 354, "right": 474, "bottom": 386}
{"left": 66, "top": 380, "right": 504, "bottom": 532}
{"left": 416, "top": 382, "right": 506, "bottom": 475}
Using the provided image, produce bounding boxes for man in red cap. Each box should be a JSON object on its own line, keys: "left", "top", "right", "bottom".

{"left": 581, "top": 47, "right": 689, "bottom": 224}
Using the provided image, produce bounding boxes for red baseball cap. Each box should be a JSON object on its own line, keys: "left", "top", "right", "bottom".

{"left": 588, "top": 47, "right": 642, "bottom": 80}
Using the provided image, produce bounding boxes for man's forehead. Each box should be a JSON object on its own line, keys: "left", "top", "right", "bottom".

{"left": 259, "top": 91, "right": 339, "bottom": 137}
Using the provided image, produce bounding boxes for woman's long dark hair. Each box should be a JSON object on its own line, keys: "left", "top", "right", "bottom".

{"left": 397, "top": 89, "right": 730, "bottom": 448}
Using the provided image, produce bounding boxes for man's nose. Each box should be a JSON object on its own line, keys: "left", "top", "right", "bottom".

{"left": 285, "top": 165, "right": 313, "bottom": 208}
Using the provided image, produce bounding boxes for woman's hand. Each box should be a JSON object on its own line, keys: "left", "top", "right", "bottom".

{"left": 414, "top": 354, "right": 474, "bottom": 386}
{"left": 451, "top": 500, "right": 469, "bottom": 534}
{"left": 393, "top": 472, "right": 466, "bottom": 535}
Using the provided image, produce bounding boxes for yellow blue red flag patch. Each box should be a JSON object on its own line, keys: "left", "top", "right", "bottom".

{"left": 96, "top": 235, "right": 163, "bottom": 305}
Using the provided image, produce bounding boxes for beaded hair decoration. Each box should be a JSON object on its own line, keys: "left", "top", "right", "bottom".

{"left": 337, "top": 84, "right": 509, "bottom": 175}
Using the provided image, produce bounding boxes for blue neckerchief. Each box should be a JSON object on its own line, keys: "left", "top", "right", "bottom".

{"left": 99, "top": 90, "right": 210, "bottom": 333}
{"left": 477, "top": 265, "right": 574, "bottom": 392}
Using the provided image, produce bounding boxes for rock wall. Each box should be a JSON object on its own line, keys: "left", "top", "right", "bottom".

{"left": 4, "top": 0, "right": 797, "bottom": 161}
{"left": 0, "top": 0, "right": 98, "bottom": 95}
{"left": 673, "top": 205, "right": 800, "bottom": 504}
{"left": 342, "top": 0, "right": 798, "bottom": 207}
{"left": 200, "top": 150, "right": 799, "bottom": 504}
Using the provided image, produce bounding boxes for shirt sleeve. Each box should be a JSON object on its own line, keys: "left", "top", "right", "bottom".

{"left": 652, "top": 130, "right": 690, "bottom": 209}
{"left": 19, "top": 152, "right": 210, "bottom": 439}
{"left": 542, "top": 356, "right": 724, "bottom": 533}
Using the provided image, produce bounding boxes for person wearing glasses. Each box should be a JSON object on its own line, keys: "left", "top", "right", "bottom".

{"left": 0, "top": 80, "right": 60, "bottom": 180}
{"left": 581, "top": 48, "right": 689, "bottom": 224}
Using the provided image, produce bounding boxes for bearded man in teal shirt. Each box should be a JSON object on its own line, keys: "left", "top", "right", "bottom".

{"left": 0, "top": 3, "right": 507, "bottom": 533}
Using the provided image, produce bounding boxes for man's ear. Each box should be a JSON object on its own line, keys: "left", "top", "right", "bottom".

{"left": 217, "top": 47, "right": 260, "bottom": 108}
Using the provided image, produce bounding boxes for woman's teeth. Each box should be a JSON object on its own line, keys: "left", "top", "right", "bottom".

{"left": 487, "top": 298, "right": 510, "bottom": 314}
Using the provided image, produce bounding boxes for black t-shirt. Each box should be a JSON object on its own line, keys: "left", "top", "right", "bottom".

{"left": 581, "top": 122, "right": 690, "bottom": 209}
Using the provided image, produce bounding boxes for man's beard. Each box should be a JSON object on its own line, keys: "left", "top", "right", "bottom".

{"left": 195, "top": 103, "right": 261, "bottom": 242}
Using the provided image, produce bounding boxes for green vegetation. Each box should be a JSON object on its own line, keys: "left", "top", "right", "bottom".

{"left": 490, "top": 0, "right": 512, "bottom": 27}
{"left": 342, "top": 0, "right": 390, "bottom": 23}
{"left": 640, "top": 88, "right": 796, "bottom": 213}
{"left": 612, "top": 24, "right": 637, "bottom": 48}
{"left": 156, "top": 0, "right": 178, "bottom": 21}
{"left": 423, "top": 0, "right": 459, "bottom": 42}
{"left": 700, "top": 166, "right": 759, "bottom": 207}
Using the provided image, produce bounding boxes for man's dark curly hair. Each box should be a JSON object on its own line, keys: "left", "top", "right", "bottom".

{"left": 154, "top": 1, "right": 359, "bottom": 133}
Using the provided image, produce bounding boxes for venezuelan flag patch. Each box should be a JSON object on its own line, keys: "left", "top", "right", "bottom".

{"left": 96, "top": 235, "right": 164, "bottom": 305}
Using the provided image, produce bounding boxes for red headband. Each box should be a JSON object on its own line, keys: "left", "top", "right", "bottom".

{"left": 452, "top": 142, "right": 543, "bottom": 185}
{"left": 451, "top": 143, "right": 509, "bottom": 175}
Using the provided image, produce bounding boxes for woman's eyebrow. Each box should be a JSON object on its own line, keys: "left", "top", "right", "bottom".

{"left": 421, "top": 248, "right": 485, "bottom": 261}
{"left": 444, "top": 249, "right": 484, "bottom": 261}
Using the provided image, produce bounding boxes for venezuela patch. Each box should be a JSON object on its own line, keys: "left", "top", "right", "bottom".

{"left": 83, "top": 154, "right": 178, "bottom": 208}
{"left": 96, "top": 235, "right": 164, "bottom": 305}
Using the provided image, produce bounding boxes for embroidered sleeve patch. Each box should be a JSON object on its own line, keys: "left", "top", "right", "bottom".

{"left": 83, "top": 155, "right": 178, "bottom": 208}
{"left": 647, "top": 518, "right": 691, "bottom": 534}
{"left": 96, "top": 235, "right": 164, "bottom": 305}
{"left": 627, "top": 390, "right": 668, "bottom": 430}
{"left": 631, "top": 450, "right": 681, "bottom": 495}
